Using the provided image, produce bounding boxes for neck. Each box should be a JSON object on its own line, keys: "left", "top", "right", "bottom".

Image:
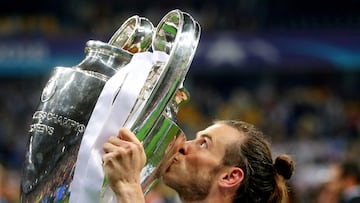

{"left": 179, "top": 190, "right": 233, "bottom": 203}
{"left": 180, "top": 197, "right": 232, "bottom": 203}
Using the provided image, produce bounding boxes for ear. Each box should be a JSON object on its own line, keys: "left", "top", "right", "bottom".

{"left": 218, "top": 167, "right": 244, "bottom": 188}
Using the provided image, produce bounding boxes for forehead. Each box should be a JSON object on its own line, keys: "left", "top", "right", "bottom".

{"left": 197, "top": 123, "right": 244, "bottom": 146}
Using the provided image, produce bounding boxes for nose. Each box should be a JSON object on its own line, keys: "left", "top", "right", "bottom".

{"left": 169, "top": 132, "right": 190, "bottom": 155}
{"left": 178, "top": 140, "right": 192, "bottom": 155}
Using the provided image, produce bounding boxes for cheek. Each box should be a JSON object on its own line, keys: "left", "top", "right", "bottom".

{"left": 185, "top": 155, "right": 220, "bottom": 172}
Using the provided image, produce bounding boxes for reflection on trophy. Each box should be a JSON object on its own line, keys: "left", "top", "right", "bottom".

{"left": 20, "top": 9, "right": 201, "bottom": 203}
{"left": 128, "top": 9, "right": 201, "bottom": 195}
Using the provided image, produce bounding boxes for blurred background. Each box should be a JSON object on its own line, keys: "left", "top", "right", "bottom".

{"left": 0, "top": 0, "right": 360, "bottom": 202}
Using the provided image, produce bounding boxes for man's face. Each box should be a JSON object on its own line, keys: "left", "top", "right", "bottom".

{"left": 328, "top": 164, "right": 344, "bottom": 192}
{"left": 160, "top": 123, "right": 243, "bottom": 201}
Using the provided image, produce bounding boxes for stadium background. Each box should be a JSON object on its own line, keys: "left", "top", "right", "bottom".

{"left": 0, "top": 0, "right": 360, "bottom": 202}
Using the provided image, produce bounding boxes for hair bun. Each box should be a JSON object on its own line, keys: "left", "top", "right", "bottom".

{"left": 274, "top": 154, "right": 295, "bottom": 180}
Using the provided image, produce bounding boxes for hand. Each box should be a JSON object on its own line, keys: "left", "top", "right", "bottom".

{"left": 102, "top": 128, "right": 146, "bottom": 201}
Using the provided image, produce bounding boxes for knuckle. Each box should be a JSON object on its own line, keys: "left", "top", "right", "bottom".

{"left": 108, "top": 136, "right": 118, "bottom": 142}
{"left": 103, "top": 142, "right": 110, "bottom": 149}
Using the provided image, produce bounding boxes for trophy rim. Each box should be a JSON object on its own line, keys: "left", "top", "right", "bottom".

{"left": 85, "top": 40, "right": 133, "bottom": 59}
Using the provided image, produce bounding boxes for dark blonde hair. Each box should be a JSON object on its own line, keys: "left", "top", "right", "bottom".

{"left": 216, "top": 120, "right": 295, "bottom": 203}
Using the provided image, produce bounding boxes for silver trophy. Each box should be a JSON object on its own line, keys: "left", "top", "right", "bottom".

{"left": 100, "top": 10, "right": 201, "bottom": 202}
{"left": 20, "top": 9, "right": 200, "bottom": 203}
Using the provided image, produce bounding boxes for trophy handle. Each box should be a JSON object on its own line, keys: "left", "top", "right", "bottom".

{"left": 129, "top": 9, "right": 201, "bottom": 140}
{"left": 108, "top": 16, "right": 154, "bottom": 53}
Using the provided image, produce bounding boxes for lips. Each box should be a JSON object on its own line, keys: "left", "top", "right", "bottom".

{"left": 165, "top": 156, "right": 179, "bottom": 173}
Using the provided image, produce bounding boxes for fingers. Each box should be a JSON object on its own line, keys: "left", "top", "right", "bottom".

{"left": 102, "top": 138, "right": 144, "bottom": 170}
{"left": 103, "top": 128, "right": 140, "bottom": 152}
{"left": 102, "top": 128, "right": 147, "bottom": 184}
{"left": 118, "top": 128, "right": 141, "bottom": 144}
{"left": 103, "top": 138, "right": 121, "bottom": 153}
{"left": 102, "top": 128, "right": 145, "bottom": 162}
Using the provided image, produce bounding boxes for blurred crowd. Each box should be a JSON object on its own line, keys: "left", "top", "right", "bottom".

{"left": 1, "top": 0, "right": 360, "bottom": 38}
{"left": 0, "top": 78, "right": 43, "bottom": 203}
{"left": 1, "top": 0, "right": 360, "bottom": 202}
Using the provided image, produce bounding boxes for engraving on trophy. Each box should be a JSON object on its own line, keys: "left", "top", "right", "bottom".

{"left": 30, "top": 111, "right": 86, "bottom": 135}
{"left": 41, "top": 78, "right": 57, "bottom": 102}
{"left": 29, "top": 123, "right": 54, "bottom": 136}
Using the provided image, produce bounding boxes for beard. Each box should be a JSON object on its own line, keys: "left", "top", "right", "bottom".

{"left": 162, "top": 164, "right": 223, "bottom": 201}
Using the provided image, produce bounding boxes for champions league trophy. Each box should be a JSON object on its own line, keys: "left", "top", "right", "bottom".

{"left": 20, "top": 9, "right": 201, "bottom": 203}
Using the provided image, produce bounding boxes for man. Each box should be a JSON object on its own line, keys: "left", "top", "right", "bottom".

{"left": 330, "top": 161, "right": 360, "bottom": 203}
{"left": 102, "top": 120, "right": 295, "bottom": 203}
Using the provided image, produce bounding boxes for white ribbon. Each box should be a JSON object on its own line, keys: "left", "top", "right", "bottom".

{"left": 69, "top": 51, "right": 169, "bottom": 203}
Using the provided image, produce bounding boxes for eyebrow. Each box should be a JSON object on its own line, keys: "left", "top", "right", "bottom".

{"left": 196, "top": 133, "right": 213, "bottom": 142}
